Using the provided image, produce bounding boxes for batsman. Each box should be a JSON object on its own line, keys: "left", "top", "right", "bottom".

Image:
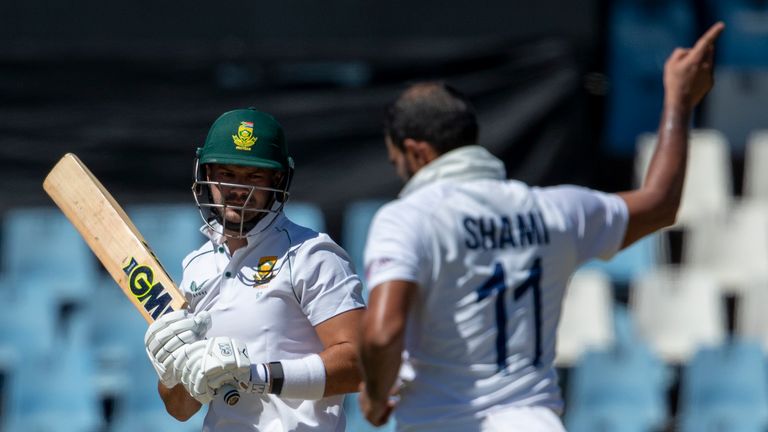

{"left": 143, "top": 108, "right": 366, "bottom": 431}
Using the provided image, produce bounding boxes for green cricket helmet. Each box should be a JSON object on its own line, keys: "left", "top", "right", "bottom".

{"left": 198, "top": 108, "right": 292, "bottom": 171}
{"left": 192, "top": 108, "right": 295, "bottom": 238}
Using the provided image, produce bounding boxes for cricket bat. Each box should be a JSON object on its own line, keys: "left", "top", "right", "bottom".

{"left": 43, "top": 153, "right": 240, "bottom": 406}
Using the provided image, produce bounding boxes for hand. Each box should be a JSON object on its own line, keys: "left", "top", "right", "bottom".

{"left": 175, "top": 337, "right": 251, "bottom": 404}
{"left": 358, "top": 383, "right": 396, "bottom": 427}
{"left": 663, "top": 22, "right": 725, "bottom": 111}
{"left": 144, "top": 310, "right": 211, "bottom": 388}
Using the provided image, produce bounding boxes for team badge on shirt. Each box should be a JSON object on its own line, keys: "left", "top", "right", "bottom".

{"left": 232, "top": 121, "right": 258, "bottom": 150}
{"left": 254, "top": 256, "right": 278, "bottom": 284}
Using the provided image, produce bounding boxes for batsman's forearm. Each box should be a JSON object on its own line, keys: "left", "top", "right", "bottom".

{"left": 158, "top": 382, "right": 201, "bottom": 421}
{"left": 320, "top": 342, "right": 364, "bottom": 396}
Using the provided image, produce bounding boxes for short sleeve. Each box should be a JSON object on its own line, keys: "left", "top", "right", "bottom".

{"left": 179, "top": 246, "right": 215, "bottom": 313}
{"left": 364, "top": 202, "right": 429, "bottom": 290}
{"left": 291, "top": 236, "right": 366, "bottom": 326}
{"left": 540, "top": 186, "right": 629, "bottom": 264}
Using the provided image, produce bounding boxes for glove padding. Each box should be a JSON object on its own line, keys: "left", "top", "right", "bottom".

{"left": 175, "top": 337, "right": 251, "bottom": 404}
{"left": 144, "top": 310, "right": 211, "bottom": 388}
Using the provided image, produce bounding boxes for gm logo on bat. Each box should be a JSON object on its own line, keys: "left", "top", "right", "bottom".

{"left": 122, "top": 257, "right": 175, "bottom": 319}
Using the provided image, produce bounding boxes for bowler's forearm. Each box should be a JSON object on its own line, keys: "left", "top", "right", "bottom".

{"left": 644, "top": 100, "right": 692, "bottom": 198}
{"left": 360, "top": 335, "right": 403, "bottom": 402}
{"left": 618, "top": 101, "right": 692, "bottom": 247}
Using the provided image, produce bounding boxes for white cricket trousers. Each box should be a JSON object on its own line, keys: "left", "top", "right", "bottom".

{"left": 483, "top": 406, "right": 566, "bottom": 432}
{"left": 397, "top": 406, "right": 566, "bottom": 432}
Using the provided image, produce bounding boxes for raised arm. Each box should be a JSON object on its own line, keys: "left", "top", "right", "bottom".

{"left": 618, "top": 22, "right": 725, "bottom": 248}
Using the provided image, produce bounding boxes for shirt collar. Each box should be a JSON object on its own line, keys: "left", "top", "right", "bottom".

{"left": 399, "top": 145, "right": 507, "bottom": 198}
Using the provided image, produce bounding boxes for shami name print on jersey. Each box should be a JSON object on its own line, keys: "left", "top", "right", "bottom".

{"left": 463, "top": 211, "right": 550, "bottom": 250}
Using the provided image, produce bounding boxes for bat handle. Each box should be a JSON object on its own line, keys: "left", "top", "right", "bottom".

{"left": 218, "top": 383, "right": 240, "bottom": 406}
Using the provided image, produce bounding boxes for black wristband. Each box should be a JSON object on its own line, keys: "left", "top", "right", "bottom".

{"left": 268, "top": 361, "right": 285, "bottom": 395}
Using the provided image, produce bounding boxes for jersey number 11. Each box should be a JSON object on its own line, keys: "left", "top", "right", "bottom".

{"left": 476, "top": 258, "right": 542, "bottom": 371}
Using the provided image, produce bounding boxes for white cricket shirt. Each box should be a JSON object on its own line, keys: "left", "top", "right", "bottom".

{"left": 364, "top": 146, "right": 628, "bottom": 431}
{"left": 180, "top": 211, "right": 365, "bottom": 432}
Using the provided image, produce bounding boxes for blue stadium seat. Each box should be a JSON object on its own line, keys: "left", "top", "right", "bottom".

{"left": 580, "top": 234, "right": 665, "bottom": 286}
{"left": 342, "top": 199, "right": 388, "bottom": 295}
{"left": 566, "top": 410, "right": 658, "bottom": 432}
{"left": 3, "top": 315, "right": 103, "bottom": 432}
{"left": 343, "top": 393, "right": 396, "bottom": 432}
{"left": 86, "top": 277, "right": 148, "bottom": 397}
{"left": 708, "top": 0, "right": 768, "bottom": 68}
{"left": 0, "top": 280, "right": 59, "bottom": 363}
{"left": 110, "top": 350, "right": 206, "bottom": 432}
{"left": 284, "top": 201, "right": 326, "bottom": 232}
{"left": 613, "top": 304, "right": 642, "bottom": 349}
{"left": 704, "top": 68, "right": 768, "bottom": 153}
{"left": 565, "top": 306, "right": 670, "bottom": 432}
{"left": 0, "top": 207, "right": 98, "bottom": 301}
{"left": 85, "top": 276, "right": 205, "bottom": 431}
{"left": 126, "top": 203, "right": 206, "bottom": 282}
{"left": 681, "top": 414, "right": 766, "bottom": 432}
{"left": 678, "top": 340, "right": 768, "bottom": 432}
{"left": 603, "top": 0, "right": 696, "bottom": 156}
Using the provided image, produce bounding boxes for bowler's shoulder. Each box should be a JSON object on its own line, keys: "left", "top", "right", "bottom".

{"left": 376, "top": 195, "right": 429, "bottom": 223}
{"left": 531, "top": 184, "right": 619, "bottom": 207}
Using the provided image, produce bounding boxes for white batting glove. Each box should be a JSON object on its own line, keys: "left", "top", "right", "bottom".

{"left": 174, "top": 339, "right": 215, "bottom": 404}
{"left": 175, "top": 337, "right": 251, "bottom": 404}
{"left": 144, "top": 310, "right": 211, "bottom": 388}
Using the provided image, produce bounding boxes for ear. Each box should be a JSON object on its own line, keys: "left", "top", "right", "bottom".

{"left": 403, "top": 138, "right": 439, "bottom": 166}
{"left": 273, "top": 171, "right": 285, "bottom": 187}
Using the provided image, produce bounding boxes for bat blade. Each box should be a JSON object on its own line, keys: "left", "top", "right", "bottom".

{"left": 43, "top": 153, "right": 240, "bottom": 406}
{"left": 43, "top": 153, "right": 186, "bottom": 322}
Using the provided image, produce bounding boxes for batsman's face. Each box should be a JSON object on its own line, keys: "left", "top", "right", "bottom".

{"left": 207, "top": 164, "right": 282, "bottom": 224}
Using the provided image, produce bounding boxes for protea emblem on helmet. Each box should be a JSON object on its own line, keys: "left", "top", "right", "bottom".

{"left": 232, "top": 121, "right": 257, "bottom": 150}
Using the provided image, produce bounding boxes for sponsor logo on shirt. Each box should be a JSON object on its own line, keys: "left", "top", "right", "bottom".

{"left": 189, "top": 280, "right": 209, "bottom": 298}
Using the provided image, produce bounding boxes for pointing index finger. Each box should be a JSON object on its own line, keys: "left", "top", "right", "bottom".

{"left": 693, "top": 22, "right": 725, "bottom": 53}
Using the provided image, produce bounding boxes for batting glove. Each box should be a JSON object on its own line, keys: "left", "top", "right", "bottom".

{"left": 144, "top": 310, "right": 211, "bottom": 388}
{"left": 176, "top": 337, "right": 251, "bottom": 405}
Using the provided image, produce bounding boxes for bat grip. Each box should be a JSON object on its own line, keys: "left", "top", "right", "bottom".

{"left": 218, "top": 383, "right": 240, "bottom": 406}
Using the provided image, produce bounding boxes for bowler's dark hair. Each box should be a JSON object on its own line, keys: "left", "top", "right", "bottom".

{"left": 384, "top": 82, "right": 479, "bottom": 154}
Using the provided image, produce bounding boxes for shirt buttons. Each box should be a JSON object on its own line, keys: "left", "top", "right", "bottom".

{"left": 218, "top": 246, "right": 225, "bottom": 253}
{"left": 225, "top": 271, "right": 232, "bottom": 278}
